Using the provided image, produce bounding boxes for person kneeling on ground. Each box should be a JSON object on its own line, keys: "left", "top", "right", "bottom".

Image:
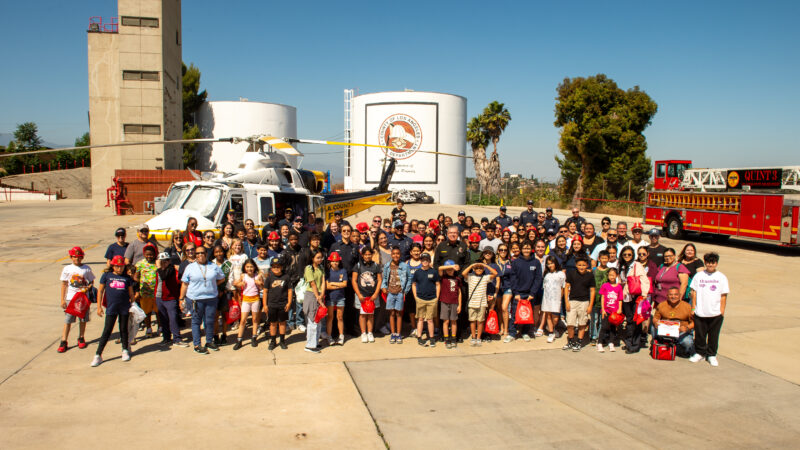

{"left": 652, "top": 287, "right": 694, "bottom": 356}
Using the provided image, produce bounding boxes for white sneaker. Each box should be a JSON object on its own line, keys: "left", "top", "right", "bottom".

{"left": 708, "top": 356, "right": 719, "bottom": 367}
{"left": 121, "top": 349, "right": 131, "bottom": 362}
{"left": 597, "top": 344, "right": 604, "bottom": 353}
{"left": 338, "top": 335, "right": 345, "bottom": 345}
{"left": 380, "top": 325, "right": 391, "bottom": 335}
{"left": 522, "top": 334, "right": 531, "bottom": 342}
{"left": 90, "top": 355, "right": 102, "bottom": 367}
{"left": 361, "top": 333, "right": 368, "bottom": 343}
{"left": 503, "top": 335, "right": 515, "bottom": 343}
{"left": 367, "top": 332, "right": 375, "bottom": 343}
{"left": 327, "top": 337, "right": 336, "bottom": 346}
{"left": 409, "top": 329, "right": 418, "bottom": 338}
{"left": 298, "top": 324, "right": 306, "bottom": 332}
{"left": 535, "top": 329, "right": 544, "bottom": 337}
{"left": 321, "top": 332, "right": 331, "bottom": 340}
{"left": 689, "top": 353, "right": 704, "bottom": 363}
{"left": 608, "top": 343, "right": 616, "bottom": 352}
{"left": 547, "top": 334, "right": 555, "bottom": 343}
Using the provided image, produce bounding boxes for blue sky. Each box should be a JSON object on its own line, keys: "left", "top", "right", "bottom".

{"left": 1, "top": 0, "right": 798, "bottom": 181}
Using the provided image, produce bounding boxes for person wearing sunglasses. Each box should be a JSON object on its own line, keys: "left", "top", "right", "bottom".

{"left": 590, "top": 229, "right": 621, "bottom": 267}
{"left": 618, "top": 245, "right": 651, "bottom": 354}
{"left": 599, "top": 217, "right": 612, "bottom": 240}
{"left": 179, "top": 246, "right": 226, "bottom": 354}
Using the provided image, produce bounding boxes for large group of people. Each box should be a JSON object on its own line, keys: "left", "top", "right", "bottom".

{"left": 58, "top": 199, "right": 729, "bottom": 368}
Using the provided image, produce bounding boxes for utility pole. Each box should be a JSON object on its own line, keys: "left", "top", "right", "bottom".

{"left": 626, "top": 180, "right": 632, "bottom": 217}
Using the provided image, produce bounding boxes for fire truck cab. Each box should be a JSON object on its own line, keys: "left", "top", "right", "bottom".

{"left": 653, "top": 160, "right": 692, "bottom": 191}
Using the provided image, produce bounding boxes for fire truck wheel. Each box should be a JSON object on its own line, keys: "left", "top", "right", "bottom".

{"left": 666, "top": 216, "right": 684, "bottom": 240}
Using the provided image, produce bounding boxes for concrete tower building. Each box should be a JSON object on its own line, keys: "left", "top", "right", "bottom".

{"left": 87, "top": 0, "right": 183, "bottom": 209}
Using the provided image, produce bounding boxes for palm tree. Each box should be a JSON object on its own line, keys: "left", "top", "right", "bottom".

{"left": 467, "top": 117, "right": 492, "bottom": 195}
{"left": 481, "top": 101, "right": 510, "bottom": 195}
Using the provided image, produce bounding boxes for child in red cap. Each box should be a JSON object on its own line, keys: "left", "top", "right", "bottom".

{"left": 59, "top": 246, "right": 95, "bottom": 353}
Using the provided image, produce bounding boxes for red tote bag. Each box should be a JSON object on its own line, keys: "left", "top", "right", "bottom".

{"left": 226, "top": 298, "right": 241, "bottom": 325}
{"left": 314, "top": 305, "right": 328, "bottom": 323}
{"left": 484, "top": 310, "right": 500, "bottom": 334}
{"left": 515, "top": 299, "right": 534, "bottom": 325}
{"left": 65, "top": 292, "right": 90, "bottom": 319}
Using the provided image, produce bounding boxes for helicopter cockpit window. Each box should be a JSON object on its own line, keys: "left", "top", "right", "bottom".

{"left": 182, "top": 186, "right": 223, "bottom": 221}
{"left": 162, "top": 185, "right": 189, "bottom": 210}
{"left": 229, "top": 194, "right": 244, "bottom": 222}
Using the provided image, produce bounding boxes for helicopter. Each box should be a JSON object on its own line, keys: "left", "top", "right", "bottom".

{"left": 1, "top": 134, "right": 471, "bottom": 241}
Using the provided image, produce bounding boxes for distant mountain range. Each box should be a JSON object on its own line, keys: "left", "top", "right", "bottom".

{"left": 0, "top": 133, "right": 67, "bottom": 149}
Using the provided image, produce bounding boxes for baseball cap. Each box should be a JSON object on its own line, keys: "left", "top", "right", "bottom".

{"left": 294, "top": 216, "right": 303, "bottom": 223}
{"left": 458, "top": 210, "right": 466, "bottom": 216}
{"left": 500, "top": 206, "right": 507, "bottom": 211}
{"left": 68, "top": 246, "right": 84, "bottom": 257}
{"left": 110, "top": 255, "right": 125, "bottom": 266}
{"left": 392, "top": 219, "right": 403, "bottom": 228}
{"left": 138, "top": 224, "right": 150, "bottom": 231}
{"left": 270, "top": 257, "right": 283, "bottom": 266}
{"left": 513, "top": 216, "right": 520, "bottom": 221}
{"left": 115, "top": 227, "right": 126, "bottom": 237}
{"left": 546, "top": 207, "right": 553, "bottom": 212}
{"left": 333, "top": 210, "right": 342, "bottom": 216}
{"left": 527, "top": 200, "right": 533, "bottom": 205}
{"left": 468, "top": 233, "right": 481, "bottom": 243}
{"left": 285, "top": 207, "right": 293, "bottom": 212}
{"left": 649, "top": 229, "right": 661, "bottom": 237}
{"left": 546, "top": 228, "right": 556, "bottom": 235}
{"left": 420, "top": 253, "right": 431, "bottom": 261}
{"left": 227, "top": 208, "right": 235, "bottom": 214}
{"left": 267, "top": 213, "right": 276, "bottom": 219}
{"left": 443, "top": 259, "right": 455, "bottom": 266}
{"left": 157, "top": 252, "right": 171, "bottom": 260}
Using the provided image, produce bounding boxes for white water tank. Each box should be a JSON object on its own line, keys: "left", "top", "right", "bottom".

{"left": 196, "top": 100, "right": 297, "bottom": 172}
{"left": 345, "top": 91, "right": 467, "bottom": 204}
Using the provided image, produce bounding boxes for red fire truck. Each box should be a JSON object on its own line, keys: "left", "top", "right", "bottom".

{"left": 644, "top": 160, "right": 800, "bottom": 246}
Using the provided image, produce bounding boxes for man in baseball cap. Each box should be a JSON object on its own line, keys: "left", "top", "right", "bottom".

{"left": 455, "top": 210, "right": 467, "bottom": 232}
{"left": 520, "top": 200, "right": 537, "bottom": 226}
{"left": 647, "top": 228, "right": 667, "bottom": 266}
{"left": 544, "top": 207, "right": 559, "bottom": 231}
{"left": 124, "top": 224, "right": 158, "bottom": 266}
{"left": 105, "top": 227, "right": 129, "bottom": 267}
{"left": 388, "top": 218, "right": 413, "bottom": 261}
{"left": 494, "top": 206, "right": 512, "bottom": 229}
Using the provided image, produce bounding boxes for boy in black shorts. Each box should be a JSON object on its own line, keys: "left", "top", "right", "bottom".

{"left": 262, "top": 258, "right": 293, "bottom": 350}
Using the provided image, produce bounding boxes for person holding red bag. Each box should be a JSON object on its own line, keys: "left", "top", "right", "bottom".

{"left": 92, "top": 256, "right": 134, "bottom": 367}
{"left": 58, "top": 246, "right": 95, "bottom": 353}
{"left": 461, "top": 261, "right": 497, "bottom": 347}
{"left": 507, "top": 241, "right": 543, "bottom": 343}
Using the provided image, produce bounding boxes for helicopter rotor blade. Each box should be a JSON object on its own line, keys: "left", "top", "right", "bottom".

{"left": 290, "top": 138, "right": 473, "bottom": 159}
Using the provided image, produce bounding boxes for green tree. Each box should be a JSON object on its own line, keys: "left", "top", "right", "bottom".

{"left": 554, "top": 74, "right": 657, "bottom": 208}
{"left": 73, "top": 132, "right": 91, "bottom": 165}
{"left": 13, "top": 122, "right": 43, "bottom": 151}
{"left": 182, "top": 62, "right": 207, "bottom": 168}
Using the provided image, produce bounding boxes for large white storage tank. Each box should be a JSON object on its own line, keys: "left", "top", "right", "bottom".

{"left": 196, "top": 100, "right": 297, "bottom": 172}
{"left": 345, "top": 91, "right": 466, "bottom": 204}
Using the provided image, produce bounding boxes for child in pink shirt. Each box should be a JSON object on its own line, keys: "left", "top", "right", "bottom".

{"left": 598, "top": 268, "right": 623, "bottom": 352}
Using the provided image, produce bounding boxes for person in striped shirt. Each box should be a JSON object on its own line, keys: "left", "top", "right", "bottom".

{"left": 461, "top": 262, "right": 497, "bottom": 346}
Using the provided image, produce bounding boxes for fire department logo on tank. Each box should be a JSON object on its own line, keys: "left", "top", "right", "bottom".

{"left": 727, "top": 171, "right": 740, "bottom": 188}
{"left": 378, "top": 114, "right": 422, "bottom": 160}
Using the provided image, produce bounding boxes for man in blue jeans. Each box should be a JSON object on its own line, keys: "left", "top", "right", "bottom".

{"left": 180, "top": 246, "right": 226, "bottom": 354}
{"left": 652, "top": 287, "right": 694, "bottom": 356}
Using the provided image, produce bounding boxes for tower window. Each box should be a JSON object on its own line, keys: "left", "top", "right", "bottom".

{"left": 120, "top": 16, "right": 159, "bottom": 28}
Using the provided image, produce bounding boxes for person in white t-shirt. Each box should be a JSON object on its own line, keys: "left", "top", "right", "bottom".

{"left": 479, "top": 224, "right": 502, "bottom": 252}
{"left": 688, "top": 252, "right": 729, "bottom": 367}
{"left": 59, "top": 246, "right": 96, "bottom": 353}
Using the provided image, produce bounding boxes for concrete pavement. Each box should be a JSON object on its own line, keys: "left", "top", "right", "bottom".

{"left": 1, "top": 200, "right": 799, "bottom": 448}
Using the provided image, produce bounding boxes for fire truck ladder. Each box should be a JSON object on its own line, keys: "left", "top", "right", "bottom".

{"left": 681, "top": 167, "right": 800, "bottom": 192}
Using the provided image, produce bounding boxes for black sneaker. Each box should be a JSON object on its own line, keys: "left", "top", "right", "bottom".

{"left": 428, "top": 339, "right": 436, "bottom": 348}
{"left": 562, "top": 342, "right": 572, "bottom": 351}
{"left": 279, "top": 340, "right": 288, "bottom": 350}
{"left": 213, "top": 335, "right": 221, "bottom": 345}
{"left": 268, "top": 341, "right": 277, "bottom": 351}
{"left": 418, "top": 337, "right": 426, "bottom": 346}
{"left": 194, "top": 346, "right": 209, "bottom": 354}
{"left": 233, "top": 341, "right": 243, "bottom": 350}
{"left": 572, "top": 342, "right": 582, "bottom": 352}
{"left": 206, "top": 342, "right": 220, "bottom": 352}
{"left": 251, "top": 337, "right": 258, "bottom": 348}
{"left": 220, "top": 334, "right": 227, "bottom": 344}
